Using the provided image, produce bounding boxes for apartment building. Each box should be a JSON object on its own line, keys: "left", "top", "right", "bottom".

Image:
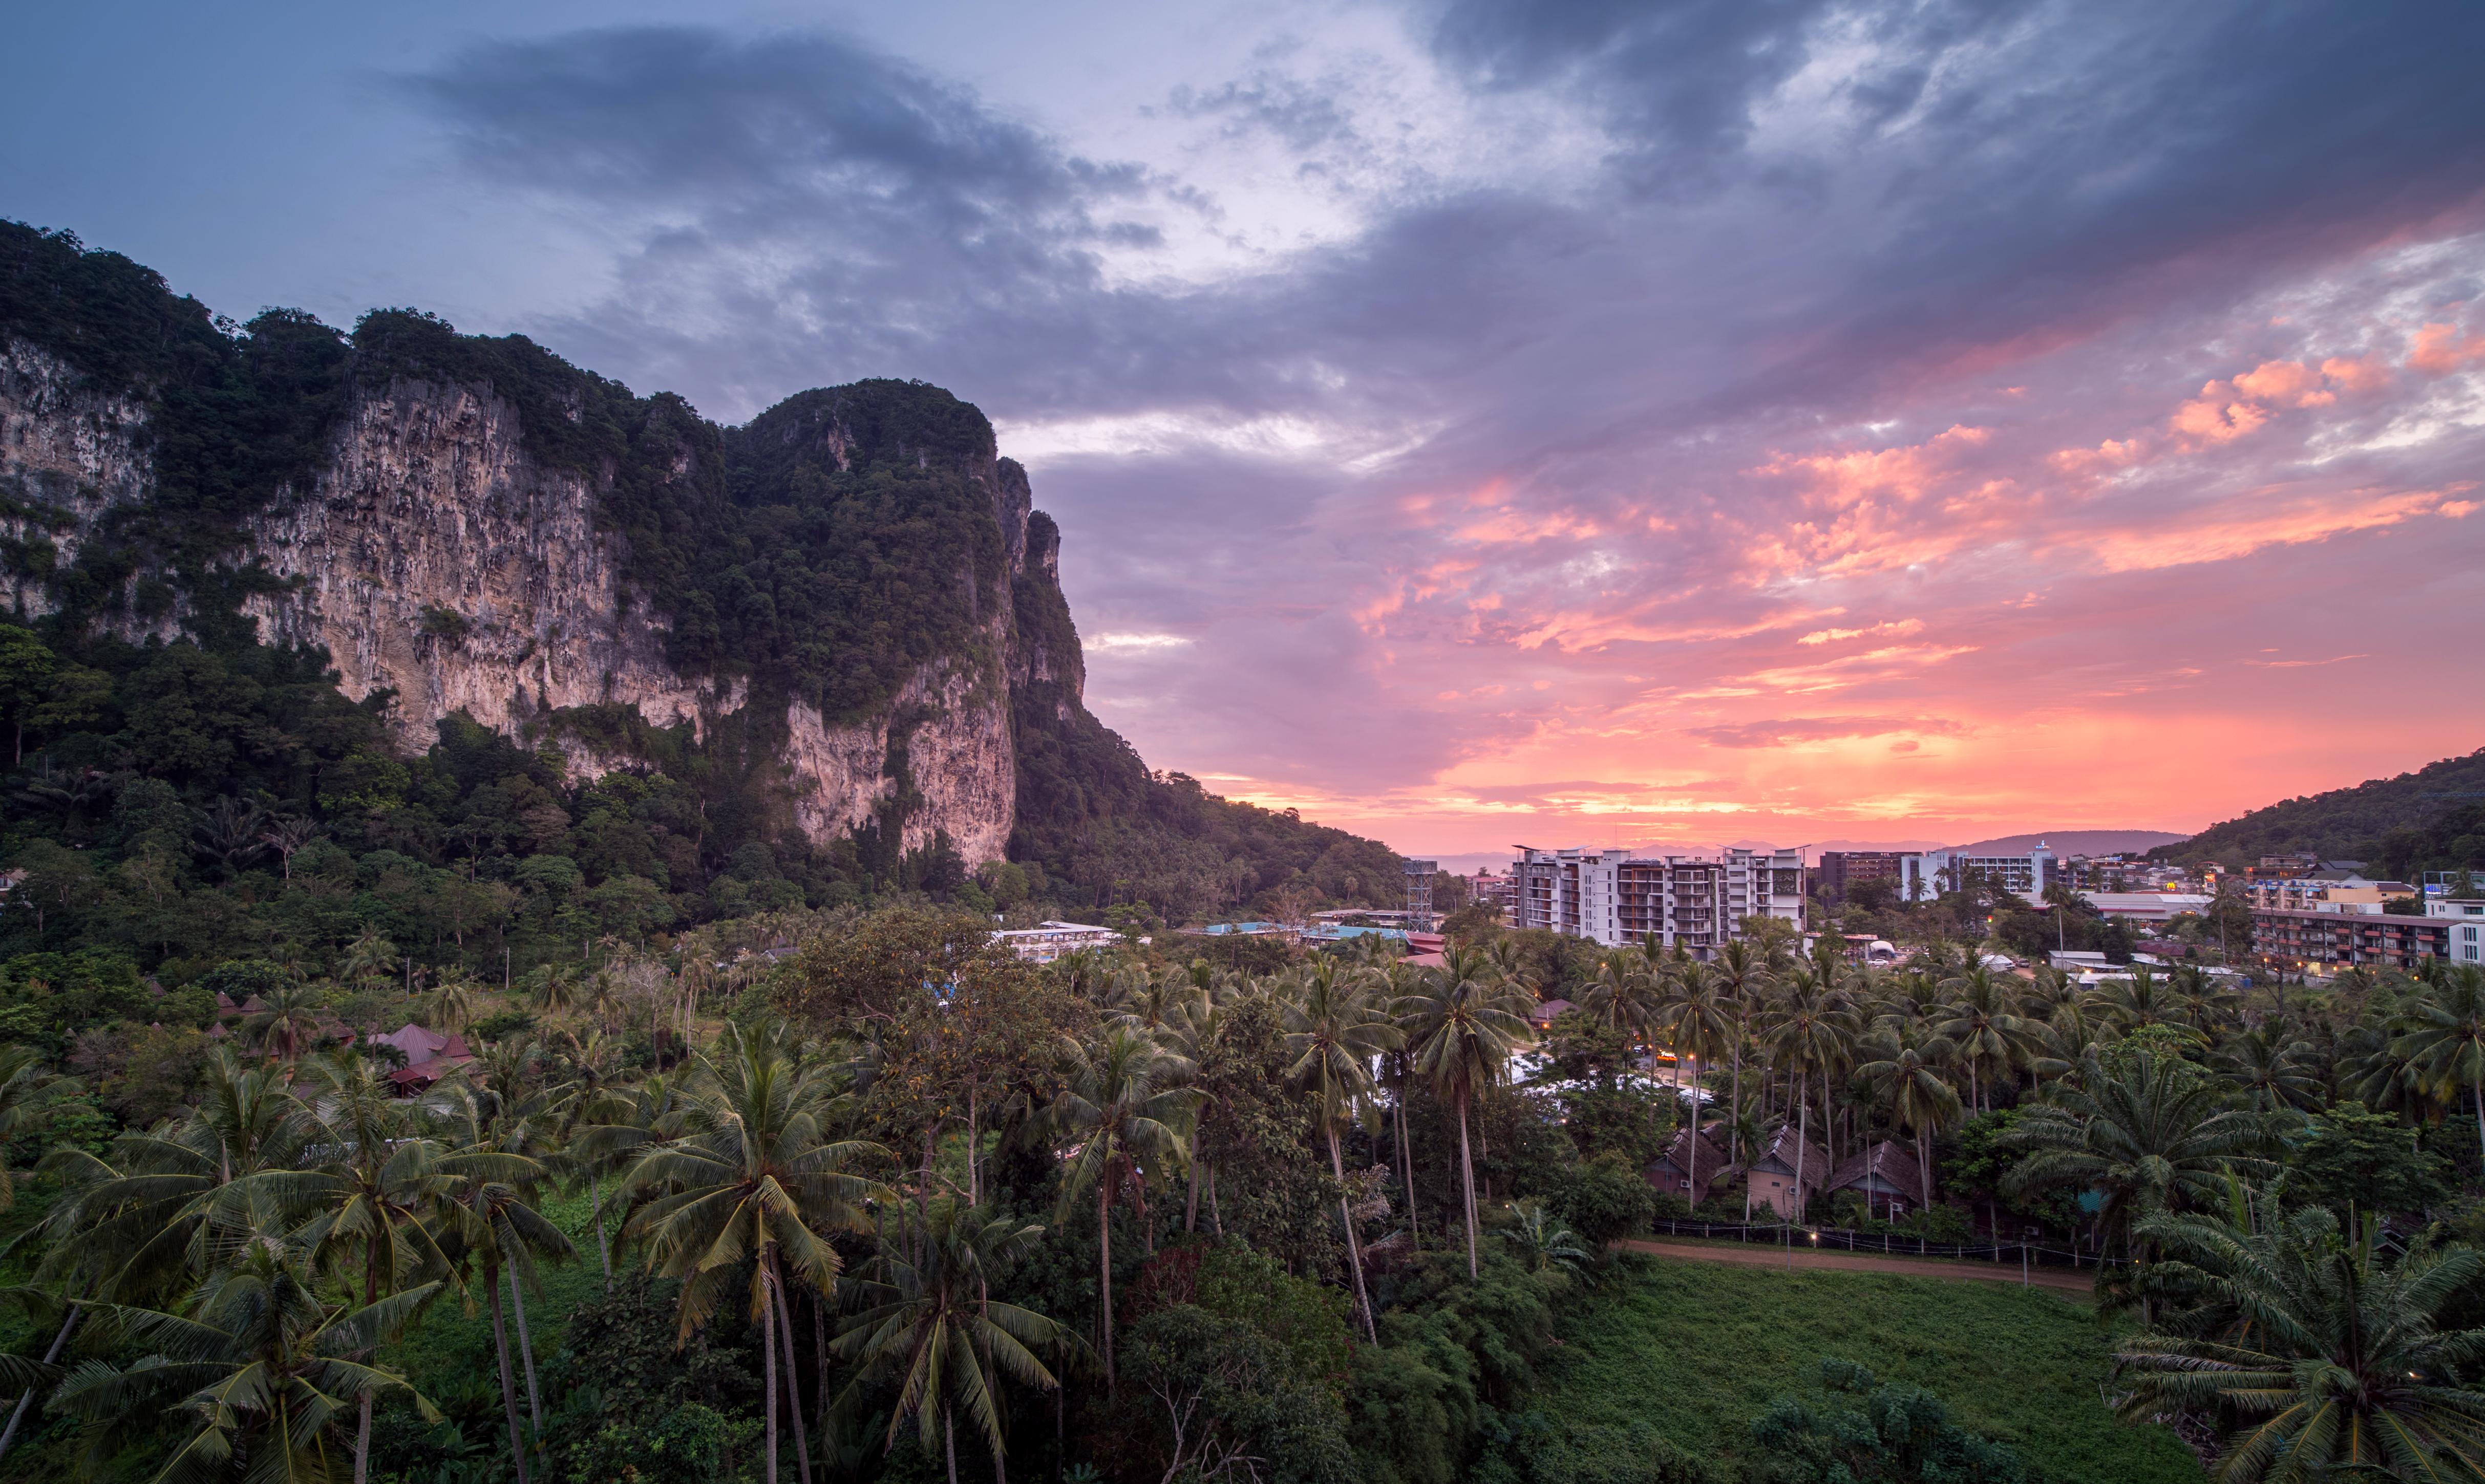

{"left": 1899, "top": 842, "right": 2061, "bottom": 901}
{"left": 1817, "top": 850, "right": 1908, "bottom": 904}
{"left": 1512, "top": 845, "right": 1806, "bottom": 955}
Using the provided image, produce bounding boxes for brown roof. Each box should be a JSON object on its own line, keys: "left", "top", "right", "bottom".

{"left": 1825, "top": 1139, "right": 1925, "bottom": 1206}
{"left": 1721, "top": 1126, "right": 1832, "bottom": 1191}
{"left": 1650, "top": 1127, "right": 1730, "bottom": 1178}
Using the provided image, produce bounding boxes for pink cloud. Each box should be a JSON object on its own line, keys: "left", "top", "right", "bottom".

{"left": 2170, "top": 381, "right": 2269, "bottom": 442}
{"left": 2231, "top": 359, "right": 2334, "bottom": 407}
{"left": 2410, "top": 321, "right": 2485, "bottom": 375}
{"left": 2320, "top": 353, "right": 2392, "bottom": 393}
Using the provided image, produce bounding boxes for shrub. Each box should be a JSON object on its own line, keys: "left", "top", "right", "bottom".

{"left": 1548, "top": 1155, "right": 1658, "bottom": 1249}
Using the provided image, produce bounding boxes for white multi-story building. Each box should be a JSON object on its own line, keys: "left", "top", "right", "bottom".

{"left": 1512, "top": 845, "right": 1806, "bottom": 956}
{"left": 1899, "top": 842, "right": 2060, "bottom": 902}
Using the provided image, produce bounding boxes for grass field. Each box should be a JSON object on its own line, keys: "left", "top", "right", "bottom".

{"left": 1533, "top": 1252, "right": 2201, "bottom": 1484}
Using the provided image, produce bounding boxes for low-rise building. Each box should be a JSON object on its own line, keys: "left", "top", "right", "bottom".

{"left": 1645, "top": 1128, "right": 1731, "bottom": 1202}
{"left": 1724, "top": 1126, "right": 1831, "bottom": 1221}
{"left": 993, "top": 920, "right": 1123, "bottom": 963}
{"left": 1825, "top": 1140, "right": 1926, "bottom": 1221}
{"left": 2250, "top": 906, "right": 2452, "bottom": 974}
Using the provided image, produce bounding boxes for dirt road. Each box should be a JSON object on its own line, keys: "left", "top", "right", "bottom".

{"left": 1617, "top": 1238, "right": 2095, "bottom": 1295}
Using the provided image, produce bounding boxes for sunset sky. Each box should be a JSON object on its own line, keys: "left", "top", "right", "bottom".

{"left": 10, "top": 2, "right": 2483, "bottom": 856}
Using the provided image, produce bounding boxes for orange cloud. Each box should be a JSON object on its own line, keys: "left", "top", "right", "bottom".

{"left": 2231, "top": 359, "right": 2334, "bottom": 407}
{"left": 2049, "top": 437, "right": 2143, "bottom": 475}
{"left": 2170, "top": 381, "right": 2269, "bottom": 443}
{"left": 2320, "top": 354, "right": 2392, "bottom": 393}
{"left": 2409, "top": 321, "right": 2485, "bottom": 375}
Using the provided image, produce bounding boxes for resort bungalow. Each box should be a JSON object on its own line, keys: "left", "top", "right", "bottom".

{"left": 1644, "top": 1128, "right": 1730, "bottom": 1202}
{"left": 1824, "top": 1139, "right": 1926, "bottom": 1220}
{"left": 1722, "top": 1126, "right": 1830, "bottom": 1220}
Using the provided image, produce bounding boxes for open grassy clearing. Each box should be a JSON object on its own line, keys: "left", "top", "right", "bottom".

{"left": 1533, "top": 1252, "right": 2200, "bottom": 1484}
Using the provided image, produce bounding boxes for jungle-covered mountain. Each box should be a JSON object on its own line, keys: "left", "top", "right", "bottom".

{"left": 0, "top": 219, "right": 1401, "bottom": 986}
{"left": 2151, "top": 745, "right": 2485, "bottom": 878}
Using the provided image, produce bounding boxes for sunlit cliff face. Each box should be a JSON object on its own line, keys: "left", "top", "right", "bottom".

{"left": 21, "top": 2, "right": 2483, "bottom": 854}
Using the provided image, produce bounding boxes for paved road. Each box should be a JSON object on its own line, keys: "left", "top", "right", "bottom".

{"left": 1617, "top": 1238, "right": 2094, "bottom": 1295}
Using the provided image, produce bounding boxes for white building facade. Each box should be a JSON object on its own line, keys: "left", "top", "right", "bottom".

{"left": 1513, "top": 845, "right": 1806, "bottom": 955}
{"left": 1899, "top": 842, "right": 2061, "bottom": 902}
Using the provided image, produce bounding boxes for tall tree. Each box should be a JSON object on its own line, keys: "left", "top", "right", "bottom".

{"left": 620, "top": 1023, "right": 883, "bottom": 1484}
{"left": 834, "top": 1199, "right": 1071, "bottom": 1484}
{"left": 1278, "top": 957, "right": 1402, "bottom": 1341}
{"left": 1397, "top": 947, "right": 1535, "bottom": 1278}
{"left": 1044, "top": 1027, "right": 1197, "bottom": 1388}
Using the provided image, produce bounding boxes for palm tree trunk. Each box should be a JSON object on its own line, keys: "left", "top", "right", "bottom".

{"left": 1397, "top": 1073, "right": 1420, "bottom": 1252}
{"left": 1185, "top": 1155, "right": 1201, "bottom": 1233}
{"left": 0, "top": 1306, "right": 78, "bottom": 1461}
{"left": 1791, "top": 1088, "right": 1809, "bottom": 1226}
{"left": 761, "top": 1272, "right": 779, "bottom": 1484}
{"left": 945, "top": 1402, "right": 960, "bottom": 1484}
{"left": 1328, "top": 1126, "right": 1377, "bottom": 1341}
{"left": 507, "top": 1265, "right": 544, "bottom": 1437}
{"left": 1098, "top": 1174, "right": 1116, "bottom": 1388}
{"left": 1729, "top": 1042, "right": 1743, "bottom": 1165}
{"left": 968, "top": 1088, "right": 980, "bottom": 1207}
{"left": 486, "top": 1261, "right": 532, "bottom": 1484}
{"left": 771, "top": 1262, "right": 815, "bottom": 1484}
{"left": 1456, "top": 1092, "right": 1480, "bottom": 1279}
{"left": 591, "top": 1173, "right": 612, "bottom": 1290}
{"left": 1684, "top": 1058, "right": 1702, "bottom": 1209}
{"left": 815, "top": 1293, "right": 831, "bottom": 1441}
{"left": 1206, "top": 1163, "right": 1223, "bottom": 1237}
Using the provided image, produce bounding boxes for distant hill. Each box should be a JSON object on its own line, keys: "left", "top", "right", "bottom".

{"left": 2152, "top": 748, "right": 2485, "bottom": 877}
{"left": 1950, "top": 830, "right": 2190, "bottom": 857}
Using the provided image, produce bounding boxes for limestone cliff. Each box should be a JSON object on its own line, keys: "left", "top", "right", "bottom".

{"left": 0, "top": 334, "right": 1035, "bottom": 865}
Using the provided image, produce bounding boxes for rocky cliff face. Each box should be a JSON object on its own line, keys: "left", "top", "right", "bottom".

{"left": 0, "top": 337, "right": 153, "bottom": 619}
{"left": 0, "top": 340, "right": 1036, "bottom": 865}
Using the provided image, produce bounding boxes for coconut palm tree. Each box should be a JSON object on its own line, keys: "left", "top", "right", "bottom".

{"left": 1279, "top": 958, "right": 1402, "bottom": 1341}
{"left": 1855, "top": 1025, "right": 1964, "bottom": 1210}
{"left": 619, "top": 1022, "right": 883, "bottom": 1484}
{"left": 1760, "top": 967, "right": 1858, "bottom": 1224}
{"left": 1397, "top": 947, "right": 1535, "bottom": 1278}
{"left": 339, "top": 927, "right": 397, "bottom": 996}
{"left": 430, "top": 1091, "right": 574, "bottom": 1484}
{"left": 2396, "top": 965, "right": 2485, "bottom": 1160}
{"left": 2003, "top": 1050, "right": 2273, "bottom": 1264}
{"left": 1931, "top": 964, "right": 2042, "bottom": 1113}
{"left": 2212, "top": 1023, "right": 2323, "bottom": 1114}
{"left": 1044, "top": 1027, "right": 1197, "bottom": 1387}
{"left": 1581, "top": 950, "right": 1669, "bottom": 1153}
{"left": 2115, "top": 1206, "right": 2485, "bottom": 1481}
{"left": 833, "top": 1199, "right": 1071, "bottom": 1484}
{"left": 251, "top": 1053, "right": 457, "bottom": 1482}
{"left": 51, "top": 1234, "right": 441, "bottom": 1483}
{"left": 430, "top": 973, "right": 479, "bottom": 1036}
{"left": 239, "top": 981, "right": 326, "bottom": 1063}
{"left": 1658, "top": 962, "right": 1734, "bottom": 1216}
{"left": 0, "top": 1046, "right": 68, "bottom": 1214}
{"left": 1709, "top": 941, "right": 1774, "bottom": 1164}
{"left": 37, "top": 1049, "right": 313, "bottom": 1303}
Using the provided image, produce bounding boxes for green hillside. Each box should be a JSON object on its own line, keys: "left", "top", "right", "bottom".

{"left": 1529, "top": 1256, "right": 2198, "bottom": 1484}
{"left": 2153, "top": 747, "right": 2485, "bottom": 877}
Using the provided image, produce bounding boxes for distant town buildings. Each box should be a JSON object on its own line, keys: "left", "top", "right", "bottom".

{"left": 1512, "top": 845, "right": 1806, "bottom": 955}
